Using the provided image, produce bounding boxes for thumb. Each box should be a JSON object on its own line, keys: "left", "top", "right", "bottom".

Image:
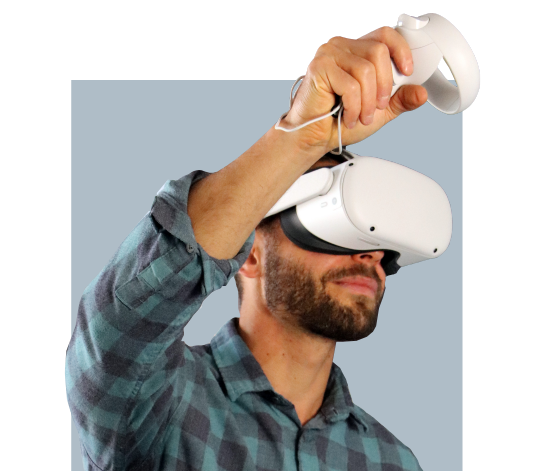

{"left": 386, "top": 85, "right": 428, "bottom": 121}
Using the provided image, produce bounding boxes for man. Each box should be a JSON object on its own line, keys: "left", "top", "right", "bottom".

{"left": 66, "top": 26, "right": 428, "bottom": 470}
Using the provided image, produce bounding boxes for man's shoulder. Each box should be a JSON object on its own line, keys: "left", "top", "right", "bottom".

{"left": 350, "top": 403, "right": 422, "bottom": 471}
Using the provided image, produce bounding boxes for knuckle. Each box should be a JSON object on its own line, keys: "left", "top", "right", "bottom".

{"left": 314, "top": 56, "right": 330, "bottom": 69}
{"left": 328, "top": 36, "right": 344, "bottom": 47}
{"left": 308, "top": 56, "right": 330, "bottom": 75}
{"left": 369, "top": 42, "right": 389, "bottom": 60}
{"left": 357, "top": 61, "right": 374, "bottom": 79}
{"left": 377, "top": 26, "right": 394, "bottom": 41}
{"left": 347, "top": 82, "right": 360, "bottom": 95}
{"left": 316, "top": 43, "right": 331, "bottom": 56}
{"left": 306, "top": 62, "right": 318, "bottom": 77}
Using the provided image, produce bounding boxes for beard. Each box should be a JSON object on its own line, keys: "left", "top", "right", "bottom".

{"left": 263, "top": 237, "right": 384, "bottom": 342}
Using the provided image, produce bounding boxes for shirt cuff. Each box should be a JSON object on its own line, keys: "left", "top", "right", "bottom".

{"left": 150, "top": 170, "right": 255, "bottom": 292}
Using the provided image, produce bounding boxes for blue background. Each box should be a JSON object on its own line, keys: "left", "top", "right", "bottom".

{"left": 71, "top": 81, "right": 462, "bottom": 470}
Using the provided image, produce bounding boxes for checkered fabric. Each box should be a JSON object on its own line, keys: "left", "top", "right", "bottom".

{"left": 66, "top": 170, "right": 422, "bottom": 471}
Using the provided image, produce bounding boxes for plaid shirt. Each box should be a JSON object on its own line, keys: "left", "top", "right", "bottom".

{"left": 66, "top": 170, "right": 422, "bottom": 471}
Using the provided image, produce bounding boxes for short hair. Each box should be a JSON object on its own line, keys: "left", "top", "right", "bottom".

{"left": 234, "top": 152, "right": 346, "bottom": 309}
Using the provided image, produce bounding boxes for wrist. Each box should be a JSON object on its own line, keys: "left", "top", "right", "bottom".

{"left": 269, "top": 118, "right": 331, "bottom": 160}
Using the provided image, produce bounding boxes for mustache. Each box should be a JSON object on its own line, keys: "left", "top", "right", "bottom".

{"left": 321, "top": 263, "right": 382, "bottom": 287}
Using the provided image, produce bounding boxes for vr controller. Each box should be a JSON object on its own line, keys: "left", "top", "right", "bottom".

{"left": 269, "top": 13, "right": 478, "bottom": 274}
{"left": 391, "top": 13, "right": 479, "bottom": 114}
{"left": 276, "top": 13, "right": 479, "bottom": 150}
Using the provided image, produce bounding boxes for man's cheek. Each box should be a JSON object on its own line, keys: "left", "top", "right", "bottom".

{"left": 376, "top": 264, "right": 386, "bottom": 286}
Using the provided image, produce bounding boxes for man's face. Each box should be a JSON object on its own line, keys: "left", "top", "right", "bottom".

{"left": 261, "top": 159, "right": 386, "bottom": 342}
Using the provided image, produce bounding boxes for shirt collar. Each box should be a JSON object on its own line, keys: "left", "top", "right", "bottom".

{"left": 211, "top": 318, "right": 273, "bottom": 401}
{"left": 211, "top": 318, "right": 368, "bottom": 431}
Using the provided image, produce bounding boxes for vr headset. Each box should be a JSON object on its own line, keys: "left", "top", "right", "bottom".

{"left": 267, "top": 13, "right": 480, "bottom": 275}
{"left": 264, "top": 150, "right": 452, "bottom": 276}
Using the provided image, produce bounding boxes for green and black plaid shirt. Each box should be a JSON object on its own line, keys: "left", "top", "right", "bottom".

{"left": 66, "top": 170, "right": 422, "bottom": 471}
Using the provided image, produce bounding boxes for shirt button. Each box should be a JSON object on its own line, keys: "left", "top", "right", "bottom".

{"left": 186, "top": 243, "right": 195, "bottom": 253}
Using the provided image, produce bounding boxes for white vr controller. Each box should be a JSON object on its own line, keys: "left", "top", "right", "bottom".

{"left": 275, "top": 13, "right": 479, "bottom": 149}
{"left": 267, "top": 13, "right": 478, "bottom": 275}
{"left": 391, "top": 13, "right": 479, "bottom": 114}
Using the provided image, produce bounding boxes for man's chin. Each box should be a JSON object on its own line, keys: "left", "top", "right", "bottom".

{"left": 304, "top": 305, "right": 379, "bottom": 343}
{"left": 331, "top": 322, "right": 378, "bottom": 342}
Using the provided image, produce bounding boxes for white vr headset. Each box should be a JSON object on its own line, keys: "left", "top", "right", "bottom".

{"left": 264, "top": 151, "right": 452, "bottom": 276}
{"left": 265, "top": 13, "right": 478, "bottom": 276}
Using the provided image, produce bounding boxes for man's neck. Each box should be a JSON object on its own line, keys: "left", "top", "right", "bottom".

{"left": 238, "top": 304, "right": 336, "bottom": 426}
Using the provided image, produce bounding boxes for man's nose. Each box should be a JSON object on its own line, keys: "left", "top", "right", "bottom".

{"left": 350, "top": 251, "right": 384, "bottom": 266}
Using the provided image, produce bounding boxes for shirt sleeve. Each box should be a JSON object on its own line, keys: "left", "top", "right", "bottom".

{"left": 65, "top": 170, "right": 255, "bottom": 471}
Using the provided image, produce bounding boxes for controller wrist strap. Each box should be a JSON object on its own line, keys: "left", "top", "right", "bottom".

{"left": 274, "top": 75, "right": 345, "bottom": 155}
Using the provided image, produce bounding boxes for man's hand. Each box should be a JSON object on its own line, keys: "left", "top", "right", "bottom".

{"left": 188, "top": 27, "right": 428, "bottom": 260}
{"left": 280, "top": 27, "right": 428, "bottom": 153}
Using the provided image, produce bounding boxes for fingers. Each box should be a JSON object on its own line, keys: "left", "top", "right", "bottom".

{"left": 307, "top": 56, "right": 363, "bottom": 129}
{"left": 327, "top": 37, "right": 393, "bottom": 111}
{"left": 320, "top": 44, "right": 378, "bottom": 129}
{"left": 289, "top": 26, "right": 419, "bottom": 150}
{"left": 359, "top": 26, "right": 413, "bottom": 77}
{"left": 315, "top": 28, "right": 413, "bottom": 127}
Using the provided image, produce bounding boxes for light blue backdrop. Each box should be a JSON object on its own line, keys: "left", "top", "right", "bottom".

{"left": 71, "top": 81, "right": 461, "bottom": 471}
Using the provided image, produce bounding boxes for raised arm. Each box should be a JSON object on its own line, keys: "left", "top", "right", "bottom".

{"left": 187, "top": 26, "right": 427, "bottom": 260}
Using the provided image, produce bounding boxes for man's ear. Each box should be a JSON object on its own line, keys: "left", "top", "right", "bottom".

{"left": 238, "top": 241, "right": 263, "bottom": 279}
